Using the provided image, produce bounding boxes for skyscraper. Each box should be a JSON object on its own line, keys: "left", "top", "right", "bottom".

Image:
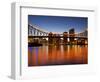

{"left": 48, "top": 32, "right": 53, "bottom": 45}
{"left": 69, "top": 28, "right": 75, "bottom": 43}
{"left": 63, "top": 32, "right": 68, "bottom": 44}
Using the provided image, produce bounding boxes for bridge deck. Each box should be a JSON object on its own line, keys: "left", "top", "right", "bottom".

{"left": 28, "top": 36, "right": 88, "bottom": 39}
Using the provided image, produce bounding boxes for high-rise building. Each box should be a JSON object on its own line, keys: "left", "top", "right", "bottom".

{"left": 48, "top": 32, "right": 53, "bottom": 44}
{"left": 83, "top": 29, "right": 88, "bottom": 37}
{"left": 63, "top": 32, "right": 68, "bottom": 44}
{"left": 54, "top": 34, "right": 61, "bottom": 45}
{"left": 69, "top": 28, "right": 75, "bottom": 43}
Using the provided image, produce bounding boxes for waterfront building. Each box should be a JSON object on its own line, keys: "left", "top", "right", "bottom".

{"left": 63, "top": 32, "right": 68, "bottom": 44}
{"left": 69, "top": 28, "right": 75, "bottom": 44}
{"left": 48, "top": 32, "right": 53, "bottom": 45}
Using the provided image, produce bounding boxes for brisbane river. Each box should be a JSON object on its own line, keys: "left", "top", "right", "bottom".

{"left": 28, "top": 45, "right": 88, "bottom": 66}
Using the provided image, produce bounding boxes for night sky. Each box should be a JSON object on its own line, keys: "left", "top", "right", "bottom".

{"left": 28, "top": 15, "right": 88, "bottom": 33}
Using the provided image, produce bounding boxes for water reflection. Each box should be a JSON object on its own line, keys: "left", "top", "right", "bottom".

{"left": 28, "top": 45, "right": 88, "bottom": 66}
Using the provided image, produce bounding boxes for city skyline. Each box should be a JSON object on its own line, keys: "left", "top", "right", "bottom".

{"left": 28, "top": 15, "right": 88, "bottom": 33}
{"left": 28, "top": 15, "right": 88, "bottom": 66}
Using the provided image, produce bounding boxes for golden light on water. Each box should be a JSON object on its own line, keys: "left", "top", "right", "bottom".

{"left": 28, "top": 45, "right": 88, "bottom": 66}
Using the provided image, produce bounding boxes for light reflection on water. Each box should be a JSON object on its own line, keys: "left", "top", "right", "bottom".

{"left": 28, "top": 45, "right": 88, "bottom": 66}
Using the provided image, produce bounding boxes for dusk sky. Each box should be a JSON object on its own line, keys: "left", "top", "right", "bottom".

{"left": 28, "top": 15, "right": 88, "bottom": 33}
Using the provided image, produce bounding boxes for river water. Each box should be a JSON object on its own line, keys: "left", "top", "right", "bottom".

{"left": 28, "top": 45, "right": 88, "bottom": 66}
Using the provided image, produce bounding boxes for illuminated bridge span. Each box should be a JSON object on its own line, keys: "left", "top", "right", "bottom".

{"left": 28, "top": 36, "right": 87, "bottom": 39}
{"left": 28, "top": 24, "right": 49, "bottom": 36}
{"left": 28, "top": 24, "right": 87, "bottom": 39}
